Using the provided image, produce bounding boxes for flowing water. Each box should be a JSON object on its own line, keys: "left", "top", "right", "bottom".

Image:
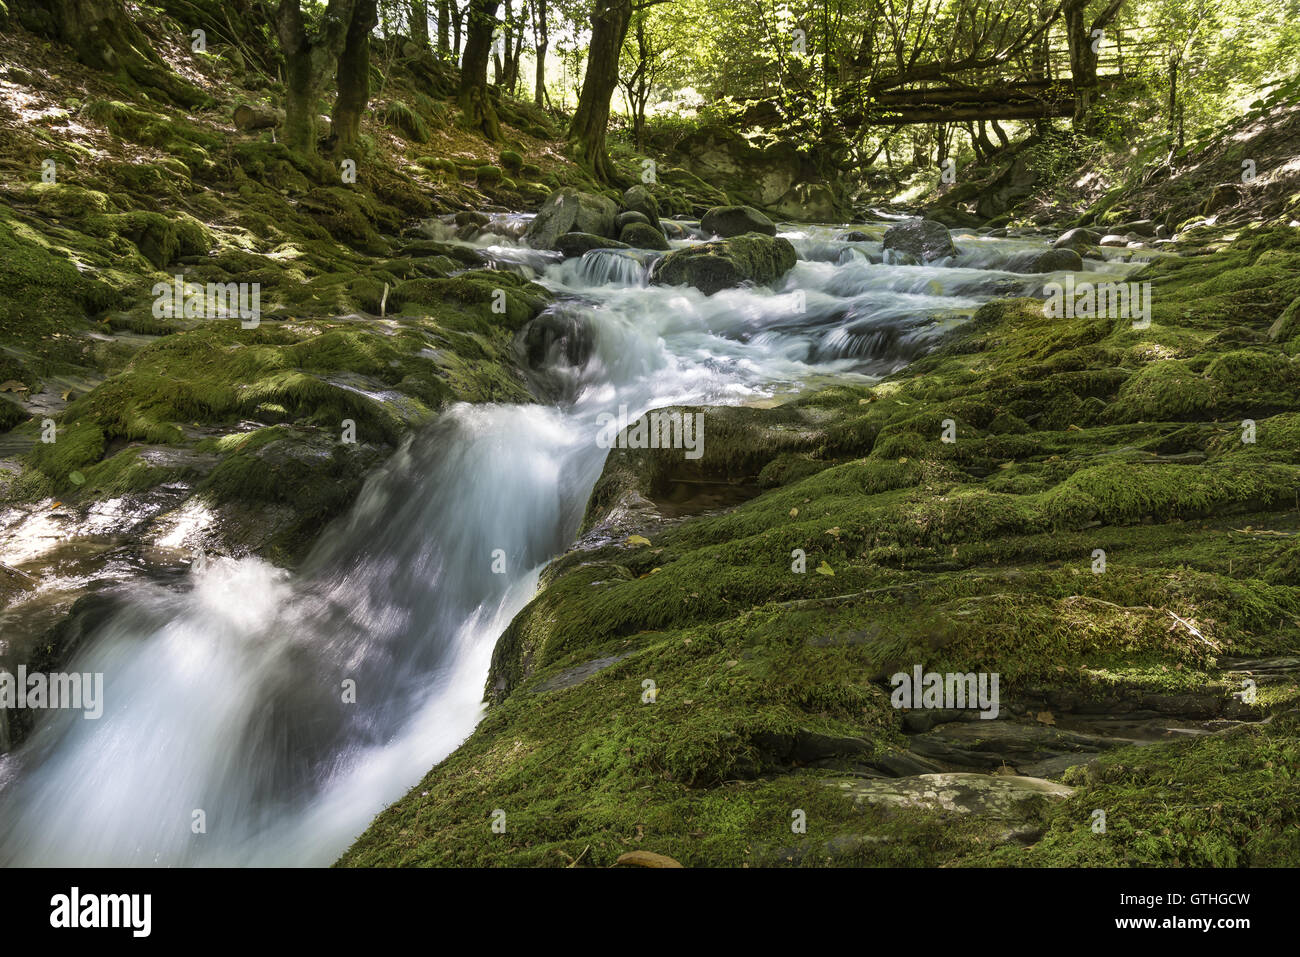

{"left": 0, "top": 220, "right": 1142, "bottom": 865}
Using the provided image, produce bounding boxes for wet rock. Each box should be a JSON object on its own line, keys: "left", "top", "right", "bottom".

{"left": 882, "top": 217, "right": 956, "bottom": 263}
{"left": 519, "top": 307, "right": 595, "bottom": 372}
{"left": 554, "top": 232, "right": 629, "bottom": 258}
{"left": 618, "top": 222, "right": 670, "bottom": 250}
{"left": 700, "top": 204, "right": 777, "bottom": 238}
{"left": 650, "top": 233, "right": 797, "bottom": 295}
{"left": 531, "top": 651, "right": 633, "bottom": 693}
{"left": 1053, "top": 227, "right": 1100, "bottom": 249}
{"left": 615, "top": 210, "right": 651, "bottom": 230}
{"left": 523, "top": 188, "right": 618, "bottom": 249}
{"left": 661, "top": 220, "right": 688, "bottom": 240}
{"left": 836, "top": 230, "right": 872, "bottom": 242}
{"left": 1099, "top": 234, "right": 1130, "bottom": 247}
{"left": 1032, "top": 248, "right": 1084, "bottom": 272}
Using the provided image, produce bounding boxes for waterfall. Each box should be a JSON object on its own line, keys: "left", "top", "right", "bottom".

{"left": 0, "top": 221, "right": 1140, "bottom": 866}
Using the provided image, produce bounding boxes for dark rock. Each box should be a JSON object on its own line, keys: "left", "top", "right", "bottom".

{"left": 700, "top": 204, "right": 777, "bottom": 238}
{"left": 836, "top": 230, "right": 872, "bottom": 242}
{"left": 1032, "top": 248, "right": 1084, "bottom": 272}
{"left": 662, "top": 220, "right": 688, "bottom": 240}
{"left": 1053, "top": 227, "right": 1100, "bottom": 249}
{"left": 618, "top": 221, "right": 670, "bottom": 250}
{"left": 615, "top": 210, "right": 652, "bottom": 230}
{"left": 554, "top": 232, "right": 629, "bottom": 258}
{"left": 650, "top": 233, "right": 797, "bottom": 295}
{"left": 882, "top": 218, "right": 956, "bottom": 263}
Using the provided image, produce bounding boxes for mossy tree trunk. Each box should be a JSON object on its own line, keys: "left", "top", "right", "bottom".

{"left": 531, "top": 0, "right": 549, "bottom": 108}
{"left": 458, "top": 0, "right": 502, "bottom": 141}
{"left": 436, "top": 0, "right": 451, "bottom": 56}
{"left": 1064, "top": 0, "right": 1127, "bottom": 132}
{"left": 276, "top": 0, "right": 357, "bottom": 157}
{"left": 330, "top": 0, "right": 378, "bottom": 155}
{"left": 409, "top": 0, "right": 429, "bottom": 48}
{"left": 567, "top": 0, "right": 637, "bottom": 185}
{"left": 11, "top": 0, "right": 205, "bottom": 106}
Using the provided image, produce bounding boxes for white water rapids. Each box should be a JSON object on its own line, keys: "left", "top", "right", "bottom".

{"left": 0, "top": 220, "right": 1141, "bottom": 865}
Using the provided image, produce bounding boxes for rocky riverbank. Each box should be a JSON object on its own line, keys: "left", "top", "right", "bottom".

{"left": 339, "top": 220, "right": 1300, "bottom": 867}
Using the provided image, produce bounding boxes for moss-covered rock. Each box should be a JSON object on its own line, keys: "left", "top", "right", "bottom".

{"left": 651, "top": 233, "right": 797, "bottom": 295}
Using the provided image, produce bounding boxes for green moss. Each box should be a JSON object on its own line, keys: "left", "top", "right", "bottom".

{"left": 974, "top": 712, "right": 1300, "bottom": 866}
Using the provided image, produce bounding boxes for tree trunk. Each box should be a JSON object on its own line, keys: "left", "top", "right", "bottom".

{"left": 532, "top": 0, "right": 548, "bottom": 107}
{"left": 437, "top": 1, "right": 451, "bottom": 55}
{"left": 567, "top": 0, "right": 633, "bottom": 184}
{"left": 276, "top": 0, "right": 358, "bottom": 156}
{"left": 410, "top": 0, "right": 429, "bottom": 48}
{"left": 458, "top": 0, "right": 502, "bottom": 140}
{"left": 331, "top": 0, "right": 378, "bottom": 154}
{"left": 452, "top": 0, "right": 464, "bottom": 58}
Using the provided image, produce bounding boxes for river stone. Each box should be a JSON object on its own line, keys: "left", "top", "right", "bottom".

{"left": 554, "top": 232, "right": 629, "bottom": 258}
{"left": 837, "top": 230, "right": 872, "bottom": 242}
{"left": 1099, "top": 234, "right": 1130, "bottom": 247}
{"left": 882, "top": 217, "right": 956, "bottom": 263}
{"left": 523, "top": 187, "right": 618, "bottom": 249}
{"left": 700, "top": 204, "right": 777, "bottom": 238}
{"left": 615, "top": 210, "right": 651, "bottom": 230}
{"left": 622, "top": 184, "right": 662, "bottom": 230}
{"left": 1033, "top": 248, "right": 1084, "bottom": 272}
{"left": 1053, "top": 227, "right": 1100, "bottom": 249}
{"left": 618, "top": 221, "right": 669, "bottom": 250}
{"left": 650, "top": 233, "right": 797, "bottom": 295}
{"left": 662, "top": 220, "right": 687, "bottom": 240}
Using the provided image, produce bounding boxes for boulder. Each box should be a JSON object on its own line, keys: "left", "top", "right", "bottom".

{"left": 523, "top": 187, "right": 618, "bottom": 249}
{"left": 1032, "top": 248, "right": 1084, "bottom": 272}
{"left": 554, "top": 232, "right": 629, "bottom": 258}
{"left": 615, "top": 210, "right": 652, "bottom": 230}
{"left": 882, "top": 218, "right": 956, "bottom": 264}
{"left": 700, "top": 204, "right": 777, "bottom": 238}
{"left": 651, "top": 233, "right": 797, "bottom": 295}
{"left": 836, "top": 230, "right": 872, "bottom": 242}
{"left": 1053, "top": 227, "right": 1100, "bottom": 249}
{"left": 1099, "top": 234, "right": 1130, "bottom": 247}
{"left": 618, "top": 222, "right": 670, "bottom": 250}
{"left": 622, "top": 185, "right": 662, "bottom": 230}
{"left": 661, "top": 221, "right": 688, "bottom": 240}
